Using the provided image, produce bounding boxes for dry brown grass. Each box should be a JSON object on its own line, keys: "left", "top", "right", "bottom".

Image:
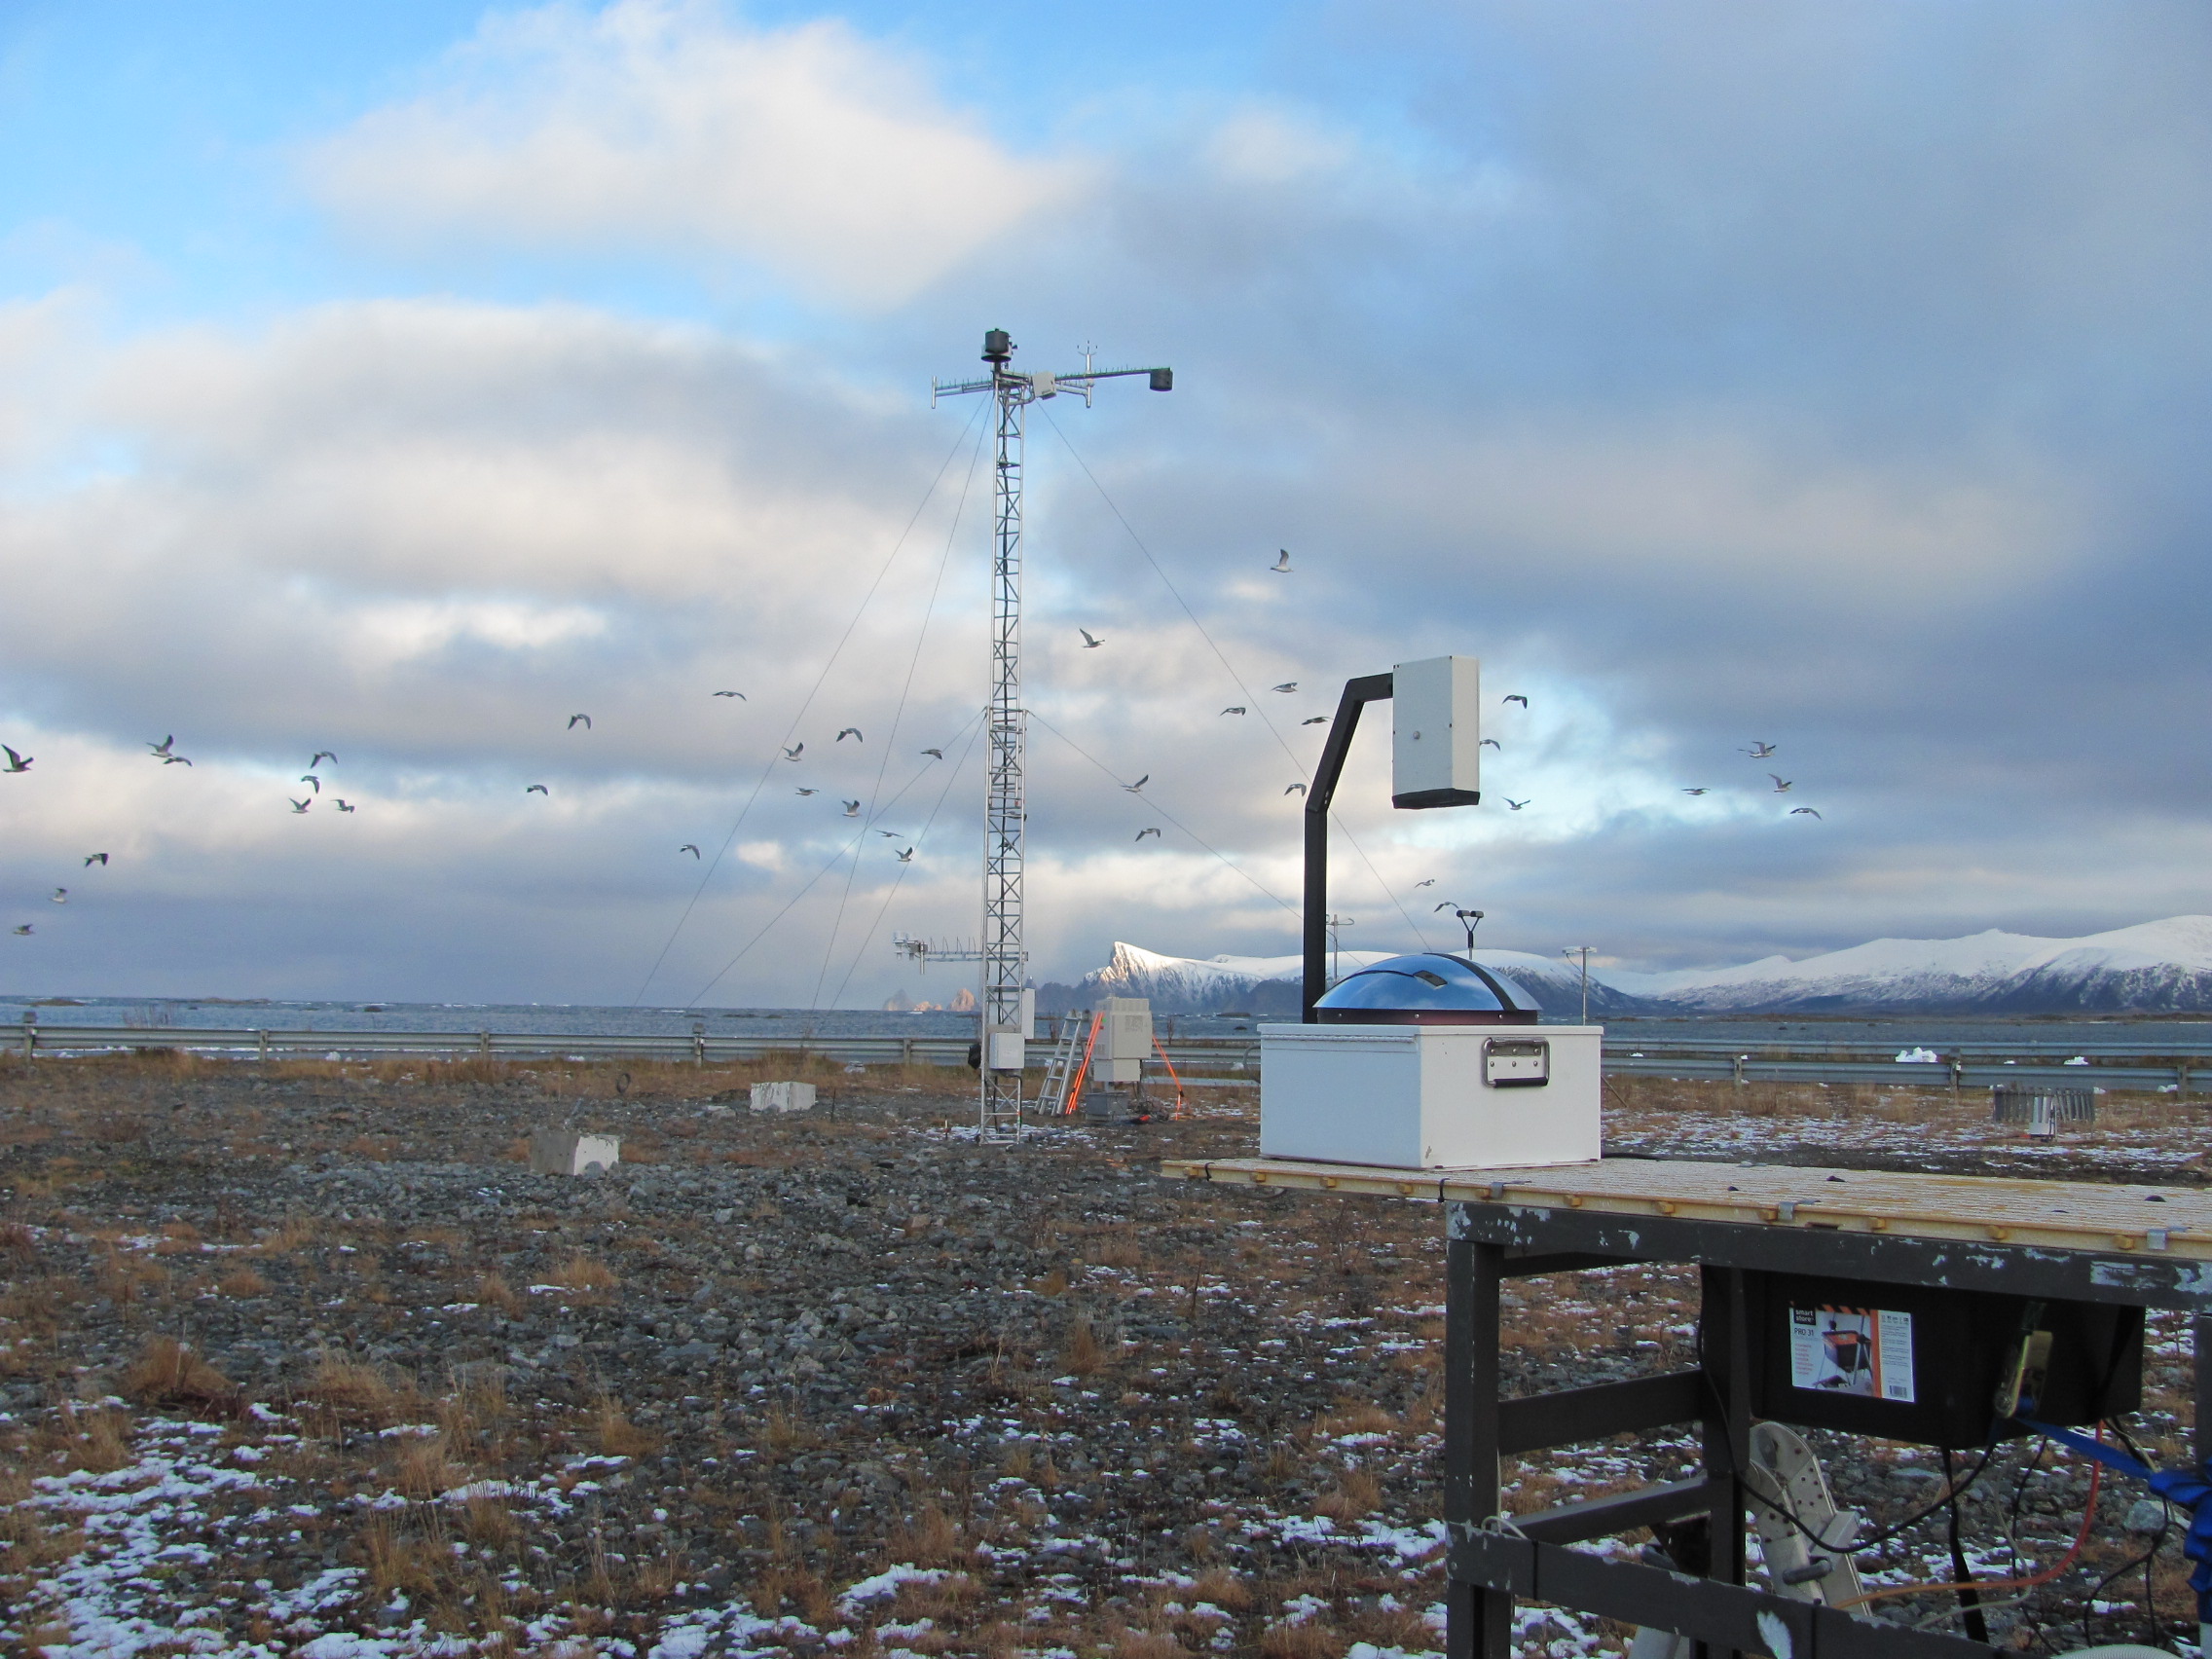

{"left": 476, "top": 1271, "right": 521, "bottom": 1315}
{"left": 555, "top": 1252, "right": 618, "bottom": 1301}
{"left": 1258, "top": 1619, "right": 1347, "bottom": 1659}
{"left": 1062, "top": 1319, "right": 1106, "bottom": 1376}
{"left": 217, "top": 1266, "right": 269, "bottom": 1298}
{"left": 1313, "top": 1467, "right": 1382, "bottom": 1520}
{"left": 308, "top": 1349, "right": 411, "bottom": 1425}
{"left": 592, "top": 1394, "right": 659, "bottom": 1458}
{"left": 1113, "top": 1630, "right": 1188, "bottom": 1659}
{"left": 393, "top": 1431, "right": 465, "bottom": 1498}
{"left": 42, "top": 1404, "right": 133, "bottom": 1473}
{"left": 1188, "top": 1567, "right": 1253, "bottom": 1611}
{"left": 887, "top": 1503, "right": 976, "bottom": 1567}
{"left": 253, "top": 1217, "right": 317, "bottom": 1256}
{"left": 123, "top": 1335, "right": 236, "bottom": 1410}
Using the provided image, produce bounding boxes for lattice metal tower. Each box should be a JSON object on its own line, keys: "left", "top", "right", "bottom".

{"left": 933, "top": 331, "right": 1171, "bottom": 1138}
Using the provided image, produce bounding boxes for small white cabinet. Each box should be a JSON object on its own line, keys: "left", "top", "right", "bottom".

{"left": 1259, "top": 1023, "right": 1603, "bottom": 1169}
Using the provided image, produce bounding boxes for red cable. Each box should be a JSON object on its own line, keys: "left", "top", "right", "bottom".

{"left": 1833, "top": 1424, "right": 2106, "bottom": 1611}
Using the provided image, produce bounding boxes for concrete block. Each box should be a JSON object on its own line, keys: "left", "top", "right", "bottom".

{"left": 530, "top": 1129, "right": 621, "bottom": 1176}
{"left": 750, "top": 1081, "right": 817, "bottom": 1114}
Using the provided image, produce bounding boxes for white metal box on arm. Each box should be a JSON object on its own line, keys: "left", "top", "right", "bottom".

{"left": 1258, "top": 953, "right": 1602, "bottom": 1169}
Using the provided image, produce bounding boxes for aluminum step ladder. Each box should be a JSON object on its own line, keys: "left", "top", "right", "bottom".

{"left": 1034, "top": 1013, "right": 1091, "bottom": 1118}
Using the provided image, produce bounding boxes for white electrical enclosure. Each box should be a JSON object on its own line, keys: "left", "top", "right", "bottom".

{"left": 1391, "top": 655, "right": 1482, "bottom": 809}
{"left": 1018, "top": 988, "right": 1036, "bottom": 1040}
{"left": 987, "top": 1032, "right": 1027, "bottom": 1072}
{"left": 1101, "top": 996, "right": 1152, "bottom": 1085}
{"left": 1258, "top": 1023, "right": 1602, "bottom": 1168}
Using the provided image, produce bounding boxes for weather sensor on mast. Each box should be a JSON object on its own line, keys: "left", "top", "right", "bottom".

{"left": 932, "top": 330, "right": 1172, "bottom": 1141}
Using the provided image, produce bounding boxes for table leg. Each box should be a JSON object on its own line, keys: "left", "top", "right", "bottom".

{"left": 1448, "top": 1223, "right": 1509, "bottom": 1659}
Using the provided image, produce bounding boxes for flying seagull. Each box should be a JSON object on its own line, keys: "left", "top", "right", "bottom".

{"left": 299, "top": 774, "right": 320, "bottom": 793}
{"left": 10, "top": 925, "right": 27, "bottom": 936}
{"left": 920, "top": 748, "right": 943, "bottom": 759}
{"left": 1789, "top": 807, "right": 1823, "bottom": 819}
{"left": 50, "top": 889, "right": 66, "bottom": 903}
{"left": 1769, "top": 775, "right": 1793, "bottom": 793}
{"left": 1301, "top": 717, "right": 1326, "bottom": 726}
{"left": 163, "top": 756, "right": 191, "bottom": 766}
{"left": 311, "top": 751, "right": 337, "bottom": 768}
{"left": 1079, "top": 629, "right": 1104, "bottom": 648}
{"left": 1272, "top": 682, "right": 1297, "bottom": 693}
{"left": 1744, "top": 741, "right": 1778, "bottom": 758}
{"left": 526, "top": 784, "right": 549, "bottom": 795}
{"left": 836, "top": 727, "right": 863, "bottom": 743}
{"left": 1221, "top": 707, "right": 1246, "bottom": 717}
{"left": 1284, "top": 783, "right": 1307, "bottom": 796}
{"left": 1135, "top": 827, "right": 1161, "bottom": 841}
{"left": 334, "top": 800, "right": 355, "bottom": 812}
{"left": 794, "top": 787, "right": 819, "bottom": 796}
{"left": 876, "top": 830, "right": 903, "bottom": 839}
{"left": 1122, "top": 775, "right": 1148, "bottom": 793}
{"left": 713, "top": 690, "right": 746, "bottom": 699}
{"left": 782, "top": 744, "right": 803, "bottom": 761}
{"left": 1415, "top": 878, "right": 1436, "bottom": 889}
{"left": 842, "top": 800, "right": 861, "bottom": 817}
{"left": 1480, "top": 738, "right": 1500, "bottom": 750}
{"left": 1503, "top": 694, "right": 1528, "bottom": 708}
{"left": 289, "top": 798, "right": 312, "bottom": 814}
{"left": 2, "top": 746, "right": 29, "bottom": 773}
{"left": 896, "top": 847, "right": 915, "bottom": 863}
{"left": 83, "top": 853, "right": 107, "bottom": 866}
{"left": 1682, "top": 788, "right": 1710, "bottom": 795}
{"left": 148, "top": 736, "right": 174, "bottom": 757}
{"left": 1504, "top": 798, "right": 1530, "bottom": 811}
{"left": 1271, "top": 549, "right": 1292, "bottom": 573}
{"left": 680, "top": 843, "right": 701, "bottom": 857}
{"left": 1433, "top": 901, "right": 1460, "bottom": 913}
{"left": 569, "top": 714, "right": 591, "bottom": 730}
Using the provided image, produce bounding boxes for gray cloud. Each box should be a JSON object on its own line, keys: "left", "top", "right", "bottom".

{"left": 5, "top": 1, "right": 2210, "bottom": 1004}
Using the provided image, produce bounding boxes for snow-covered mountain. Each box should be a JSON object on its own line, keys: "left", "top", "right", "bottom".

{"left": 1036, "top": 941, "right": 1633, "bottom": 1017}
{"left": 1042, "top": 917, "right": 2212, "bottom": 1016}
{"left": 1608, "top": 916, "right": 2212, "bottom": 1014}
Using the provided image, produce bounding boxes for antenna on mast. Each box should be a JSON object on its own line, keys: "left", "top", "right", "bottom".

{"left": 931, "top": 330, "right": 1173, "bottom": 1142}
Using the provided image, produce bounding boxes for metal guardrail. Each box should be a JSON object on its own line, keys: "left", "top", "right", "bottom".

{"left": 7, "top": 1022, "right": 2207, "bottom": 1094}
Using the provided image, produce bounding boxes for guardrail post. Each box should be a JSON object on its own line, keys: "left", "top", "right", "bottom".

{"left": 478, "top": 1030, "right": 491, "bottom": 1057}
{"left": 901, "top": 1037, "right": 913, "bottom": 1068}
{"left": 2180, "top": 1062, "right": 2192, "bottom": 1102}
{"left": 1730, "top": 1052, "right": 1745, "bottom": 1088}
{"left": 692, "top": 1023, "right": 707, "bottom": 1068}
{"left": 1950, "top": 1052, "right": 1964, "bottom": 1099}
{"left": 256, "top": 1029, "right": 269, "bottom": 1062}
{"left": 19, "top": 1016, "right": 32, "bottom": 1062}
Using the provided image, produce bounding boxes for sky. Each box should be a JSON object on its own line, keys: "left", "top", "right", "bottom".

{"left": 0, "top": 0, "right": 2208, "bottom": 1009}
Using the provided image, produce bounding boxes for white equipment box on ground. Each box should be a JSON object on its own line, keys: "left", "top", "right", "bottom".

{"left": 751, "top": 1081, "right": 818, "bottom": 1113}
{"left": 529, "top": 1129, "right": 623, "bottom": 1176}
{"left": 1258, "top": 1023, "right": 1603, "bottom": 1168}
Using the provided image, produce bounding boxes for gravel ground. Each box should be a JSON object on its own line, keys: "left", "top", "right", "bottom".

{"left": 0, "top": 1055, "right": 2198, "bottom": 1659}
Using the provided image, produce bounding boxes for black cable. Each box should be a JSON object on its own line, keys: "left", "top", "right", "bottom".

{"left": 809, "top": 411, "right": 990, "bottom": 1008}
{"left": 2006, "top": 1434, "right": 2052, "bottom": 1568}
{"left": 1942, "top": 1445, "right": 1991, "bottom": 1643}
{"left": 631, "top": 395, "right": 988, "bottom": 1006}
{"left": 1742, "top": 1434, "right": 2004, "bottom": 1556}
{"left": 2096, "top": 1419, "right": 2170, "bottom": 1650}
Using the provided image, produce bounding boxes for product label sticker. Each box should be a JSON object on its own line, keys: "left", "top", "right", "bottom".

{"left": 1788, "top": 1305, "right": 1916, "bottom": 1403}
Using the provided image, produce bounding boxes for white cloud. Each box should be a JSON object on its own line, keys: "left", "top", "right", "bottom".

{"left": 302, "top": 0, "right": 1080, "bottom": 310}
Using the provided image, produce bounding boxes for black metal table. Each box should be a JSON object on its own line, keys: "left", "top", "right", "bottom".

{"left": 1174, "top": 1155, "right": 2212, "bottom": 1659}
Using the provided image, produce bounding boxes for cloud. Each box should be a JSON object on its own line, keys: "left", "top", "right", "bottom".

{"left": 302, "top": 0, "right": 1079, "bottom": 310}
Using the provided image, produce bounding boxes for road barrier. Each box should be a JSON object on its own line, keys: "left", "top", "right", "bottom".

{"left": 10, "top": 1019, "right": 2212, "bottom": 1094}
